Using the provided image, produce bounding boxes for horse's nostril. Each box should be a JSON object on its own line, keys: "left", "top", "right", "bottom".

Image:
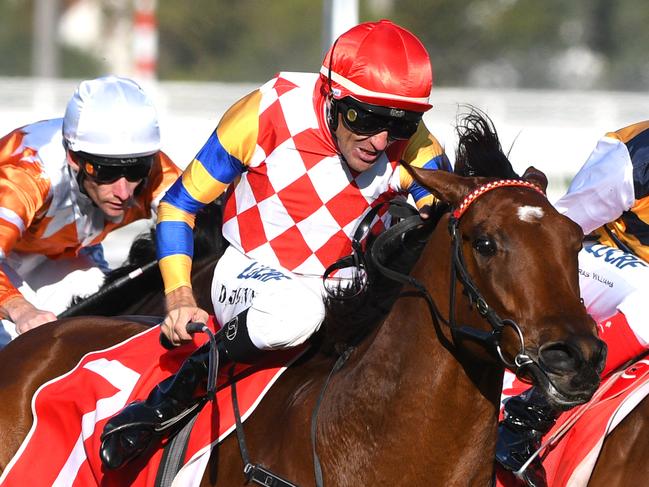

{"left": 538, "top": 342, "right": 579, "bottom": 373}
{"left": 596, "top": 338, "right": 608, "bottom": 374}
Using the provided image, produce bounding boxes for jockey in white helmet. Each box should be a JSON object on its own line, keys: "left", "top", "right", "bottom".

{"left": 0, "top": 76, "right": 181, "bottom": 344}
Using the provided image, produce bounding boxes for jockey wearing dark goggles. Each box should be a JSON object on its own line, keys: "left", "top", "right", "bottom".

{"left": 72, "top": 151, "right": 154, "bottom": 184}
{"left": 335, "top": 97, "right": 423, "bottom": 140}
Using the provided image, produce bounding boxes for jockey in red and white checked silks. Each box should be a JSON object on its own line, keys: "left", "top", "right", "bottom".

{"left": 157, "top": 20, "right": 452, "bottom": 353}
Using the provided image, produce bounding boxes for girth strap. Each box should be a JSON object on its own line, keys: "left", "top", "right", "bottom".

{"left": 230, "top": 367, "right": 300, "bottom": 487}
{"left": 154, "top": 414, "right": 200, "bottom": 487}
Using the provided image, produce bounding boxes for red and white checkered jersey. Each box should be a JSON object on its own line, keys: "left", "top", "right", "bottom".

{"left": 157, "top": 72, "right": 449, "bottom": 291}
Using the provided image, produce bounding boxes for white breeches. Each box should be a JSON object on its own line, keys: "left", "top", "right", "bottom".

{"left": 0, "top": 252, "right": 105, "bottom": 346}
{"left": 578, "top": 242, "right": 649, "bottom": 345}
{"left": 210, "top": 246, "right": 327, "bottom": 350}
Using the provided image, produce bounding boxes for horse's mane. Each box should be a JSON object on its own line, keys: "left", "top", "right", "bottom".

{"left": 317, "top": 213, "right": 438, "bottom": 355}
{"left": 318, "top": 107, "right": 520, "bottom": 355}
{"left": 453, "top": 106, "right": 520, "bottom": 179}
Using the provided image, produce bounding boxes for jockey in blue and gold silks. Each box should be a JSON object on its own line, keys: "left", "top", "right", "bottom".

{"left": 156, "top": 21, "right": 450, "bottom": 353}
{"left": 101, "top": 20, "right": 450, "bottom": 468}
{"left": 99, "top": 20, "right": 451, "bottom": 470}
{"left": 496, "top": 121, "right": 649, "bottom": 485}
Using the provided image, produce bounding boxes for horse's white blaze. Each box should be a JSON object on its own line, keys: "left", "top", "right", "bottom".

{"left": 518, "top": 205, "right": 544, "bottom": 222}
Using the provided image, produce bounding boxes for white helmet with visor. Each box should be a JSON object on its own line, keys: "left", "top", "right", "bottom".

{"left": 63, "top": 76, "right": 160, "bottom": 158}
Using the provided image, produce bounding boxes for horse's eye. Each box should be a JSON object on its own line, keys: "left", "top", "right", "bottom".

{"left": 473, "top": 237, "right": 497, "bottom": 256}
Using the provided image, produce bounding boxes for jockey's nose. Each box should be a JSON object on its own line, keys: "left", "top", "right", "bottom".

{"left": 111, "top": 177, "right": 132, "bottom": 200}
{"left": 369, "top": 130, "right": 390, "bottom": 151}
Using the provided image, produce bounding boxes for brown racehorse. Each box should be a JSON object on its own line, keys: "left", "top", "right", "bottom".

{"left": 0, "top": 113, "right": 606, "bottom": 486}
{"left": 455, "top": 112, "right": 649, "bottom": 487}
{"left": 578, "top": 351, "right": 649, "bottom": 486}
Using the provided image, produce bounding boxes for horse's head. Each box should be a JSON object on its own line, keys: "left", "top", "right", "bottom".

{"left": 406, "top": 164, "right": 604, "bottom": 410}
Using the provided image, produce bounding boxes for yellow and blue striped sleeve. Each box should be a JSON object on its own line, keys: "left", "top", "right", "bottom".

{"left": 399, "top": 123, "right": 451, "bottom": 208}
{"left": 156, "top": 89, "right": 262, "bottom": 293}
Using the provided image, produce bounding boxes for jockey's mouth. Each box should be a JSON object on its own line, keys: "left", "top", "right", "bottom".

{"left": 357, "top": 147, "right": 380, "bottom": 163}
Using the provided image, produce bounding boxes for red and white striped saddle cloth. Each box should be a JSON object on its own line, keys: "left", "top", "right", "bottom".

{"left": 497, "top": 358, "right": 649, "bottom": 486}
{"left": 0, "top": 318, "right": 304, "bottom": 487}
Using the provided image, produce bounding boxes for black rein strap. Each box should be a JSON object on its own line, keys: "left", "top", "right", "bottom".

{"left": 310, "top": 346, "right": 354, "bottom": 487}
{"left": 230, "top": 368, "right": 299, "bottom": 487}
{"left": 322, "top": 198, "right": 416, "bottom": 296}
{"left": 368, "top": 181, "right": 543, "bottom": 371}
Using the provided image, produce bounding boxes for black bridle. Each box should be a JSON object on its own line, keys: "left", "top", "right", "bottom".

{"left": 309, "top": 180, "right": 547, "bottom": 487}
{"left": 370, "top": 179, "right": 546, "bottom": 372}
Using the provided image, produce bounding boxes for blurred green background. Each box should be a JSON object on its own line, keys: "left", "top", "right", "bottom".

{"left": 3, "top": 0, "right": 649, "bottom": 90}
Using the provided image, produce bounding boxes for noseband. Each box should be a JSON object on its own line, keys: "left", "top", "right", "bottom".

{"left": 447, "top": 179, "right": 545, "bottom": 370}
{"left": 368, "top": 179, "right": 547, "bottom": 375}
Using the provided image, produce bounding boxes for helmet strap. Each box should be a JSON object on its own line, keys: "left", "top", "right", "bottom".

{"left": 65, "top": 147, "right": 92, "bottom": 200}
{"left": 327, "top": 97, "right": 339, "bottom": 132}
{"left": 72, "top": 162, "right": 104, "bottom": 209}
{"left": 325, "top": 37, "right": 341, "bottom": 134}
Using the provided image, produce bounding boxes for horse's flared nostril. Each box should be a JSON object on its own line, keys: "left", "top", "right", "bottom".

{"left": 538, "top": 342, "right": 580, "bottom": 374}
{"left": 594, "top": 338, "right": 608, "bottom": 374}
{"left": 538, "top": 336, "right": 606, "bottom": 375}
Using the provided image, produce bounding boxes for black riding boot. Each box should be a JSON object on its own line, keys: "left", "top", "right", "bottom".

{"left": 495, "top": 387, "right": 561, "bottom": 487}
{"left": 99, "top": 342, "right": 212, "bottom": 469}
{"left": 100, "top": 309, "right": 263, "bottom": 469}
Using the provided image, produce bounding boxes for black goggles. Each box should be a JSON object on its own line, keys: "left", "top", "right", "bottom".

{"left": 73, "top": 152, "right": 154, "bottom": 184}
{"left": 335, "top": 97, "right": 423, "bottom": 140}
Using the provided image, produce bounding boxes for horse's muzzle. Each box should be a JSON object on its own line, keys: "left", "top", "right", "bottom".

{"left": 524, "top": 336, "right": 606, "bottom": 409}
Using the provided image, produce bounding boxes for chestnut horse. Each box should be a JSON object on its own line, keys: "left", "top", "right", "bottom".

{"left": 588, "top": 379, "right": 649, "bottom": 486}
{"left": 0, "top": 113, "right": 605, "bottom": 486}
{"left": 456, "top": 112, "right": 647, "bottom": 487}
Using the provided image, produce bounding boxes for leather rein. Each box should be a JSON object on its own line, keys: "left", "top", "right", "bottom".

{"left": 223, "top": 180, "right": 548, "bottom": 487}
{"left": 369, "top": 179, "right": 547, "bottom": 372}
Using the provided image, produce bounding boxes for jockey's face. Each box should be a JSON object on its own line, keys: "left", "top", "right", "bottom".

{"left": 334, "top": 113, "right": 393, "bottom": 173}
{"left": 82, "top": 176, "right": 140, "bottom": 218}
{"left": 67, "top": 154, "right": 140, "bottom": 218}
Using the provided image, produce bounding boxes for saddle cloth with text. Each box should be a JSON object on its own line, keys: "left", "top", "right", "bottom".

{"left": 0, "top": 318, "right": 304, "bottom": 487}
{"left": 497, "top": 358, "right": 649, "bottom": 486}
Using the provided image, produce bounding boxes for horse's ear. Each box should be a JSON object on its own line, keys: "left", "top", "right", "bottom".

{"left": 406, "top": 165, "right": 475, "bottom": 206}
{"left": 522, "top": 166, "right": 548, "bottom": 194}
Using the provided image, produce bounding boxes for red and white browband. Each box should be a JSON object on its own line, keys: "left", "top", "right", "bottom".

{"left": 452, "top": 179, "right": 545, "bottom": 219}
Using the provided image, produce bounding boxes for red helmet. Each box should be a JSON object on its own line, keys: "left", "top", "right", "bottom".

{"left": 320, "top": 20, "right": 433, "bottom": 113}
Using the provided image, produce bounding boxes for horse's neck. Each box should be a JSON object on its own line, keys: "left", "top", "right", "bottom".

{"left": 319, "top": 238, "right": 503, "bottom": 483}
